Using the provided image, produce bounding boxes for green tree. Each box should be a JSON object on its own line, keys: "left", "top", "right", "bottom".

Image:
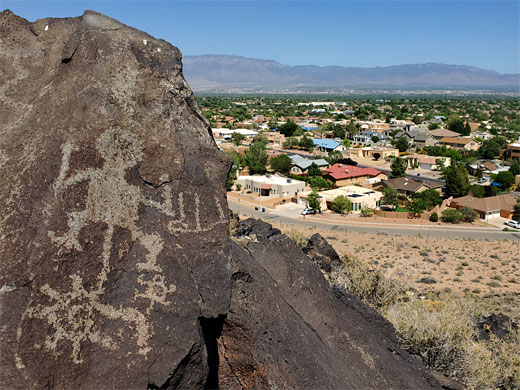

{"left": 509, "top": 159, "right": 520, "bottom": 176}
{"left": 267, "top": 117, "right": 278, "bottom": 130}
{"left": 412, "top": 188, "right": 442, "bottom": 210}
{"left": 514, "top": 198, "right": 520, "bottom": 221}
{"left": 326, "top": 150, "right": 343, "bottom": 165}
{"left": 390, "top": 157, "right": 407, "bottom": 178}
{"left": 244, "top": 142, "right": 268, "bottom": 175}
{"left": 443, "top": 164, "right": 470, "bottom": 198}
{"left": 333, "top": 124, "right": 346, "bottom": 139}
{"left": 231, "top": 132, "right": 245, "bottom": 146}
{"left": 479, "top": 139, "right": 501, "bottom": 159}
{"left": 342, "top": 138, "right": 351, "bottom": 148}
{"left": 371, "top": 135, "right": 380, "bottom": 143}
{"left": 330, "top": 195, "right": 352, "bottom": 214}
{"left": 441, "top": 208, "right": 463, "bottom": 223}
{"left": 394, "top": 136, "right": 410, "bottom": 153}
{"left": 469, "top": 184, "right": 485, "bottom": 198}
{"left": 307, "top": 163, "right": 322, "bottom": 177}
{"left": 252, "top": 134, "right": 268, "bottom": 146}
{"left": 463, "top": 122, "right": 471, "bottom": 136}
{"left": 269, "top": 154, "right": 292, "bottom": 174}
{"left": 308, "top": 176, "right": 331, "bottom": 190}
{"left": 382, "top": 186, "right": 399, "bottom": 208}
{"left": 307, "top": 191, "right": 321, "bottom": 212}
{"left": 299, "top": 135, "right": 314, "bottom": 151}
{"left": 346, "top": 122, "right": 359, "bottom": 138}
{"left": 428, "top": 123, "right": 440, "bottom": 130}
{"left": 447, "top": 114, "right": 465, "bottom": 134}
{"left": 460, "top": 206, "right": 478, "bottom": 222}
{"left": 495, "top": 171, "right": 514, "bottom": 189}
{"left": 225, "top": 152, "right": 245, "bottom": 190}
{"left": 408, "top": 198, "right": 428, "bottom": 215}
{"left": 279, "top": 120, "right": 301, "bottom": 137}
{"left": 283, "top": 137, "right": 299, "bottom": 149}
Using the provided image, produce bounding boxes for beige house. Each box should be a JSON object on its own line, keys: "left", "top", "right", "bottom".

{"left": 450, "top": 194, "right": 518, "bottom": 221}
{"left": 299, "top": 186, "right": 383, "bottom": 213}
{"left": 349, "top": 147, "right": 399, "bottom": 160}
{"left": 438, "top": 137, "right": 480, "bottom": 151}
{"left": 404, "top": 154, "right": 451, "bottom": 170}
{"left": 236, "top": 175, "right": 305, "bottom": 198}
{"left": 506, "top": 142, "right": 520, "bottom": 159}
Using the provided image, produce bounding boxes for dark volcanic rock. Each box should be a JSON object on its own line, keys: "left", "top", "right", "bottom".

{"left": 232, "top": 217, "right": 281, "bottom": 240}
{"left": 222, "top": 222, "right": 440, "bottom": 389}
{"left": 476, "top": 313, "right": 518, "bottom": 341}
{"left": 1, "top": 10, "right": 441, "bottom": 390}
{"left": 0, "top": 10, "right": 231, "bottom": 389}
{"left": 303, "top": 232, "right": 341, "bottom": 273}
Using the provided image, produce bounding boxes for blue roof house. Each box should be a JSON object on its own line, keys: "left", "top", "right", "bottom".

{"left": 312, "top": 138, "right": 346, "bottom": 153}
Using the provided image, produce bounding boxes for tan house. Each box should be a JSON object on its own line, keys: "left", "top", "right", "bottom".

{"left": 236, "top": 175, "right": 305, "bottom": 198}
{"left": 428, "top": 128, "right": 460, "bottom": 140}
{"left": 349, "top": 147, "right": 399, "bottom": 160}
{"left": 450, "top": 194, "right": 518, "bottom": 221}
{"left": 506, "top": 143, "right": 520, "bottom": 159}
{"left": 299, "top": 186, "right": 383, "bottom": 213}
{"left": 404, "top": 154, "right": 450, "bottom": 170}
{"left": 438, "top": 137, "right": 480, "bottom": 151}
{"left": 380, "top": 177, "right": 443, "bottom": 198}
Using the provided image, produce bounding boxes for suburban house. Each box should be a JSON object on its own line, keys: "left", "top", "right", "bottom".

{"left": 212, "top": 128, "right": 258, "bottom": 140}
{"left": 404, "top": 154, "right": 451, "bottom": 170}
{"left": 467, "top": 160, "right": 508, "bottom": 176}
{"left": 438, "top": 137, "right": 480, "bottom": 151}
{"left": 380, "top": 177, "right": 443, "bottom": 198}
{"left": 352, "top": 131, "right": 390, "bottom": 145}
{"left": 394, "top": 130, "right": 436, "bottom": 149}
{"left": 449, "top": 194, "right": 518, "bottom": 221}
{"left": 236, "top": 175, "right": 305, "bottom": 198}
{"left": 299, "top": 186, "right": 383, "bottom": 213}
{"left": 289, "top": 155, "right": 329, "bottom": 175}
{"left": 263, "top": 131, "right": 285, "bottom": 148}
{"left": 323, "top": 163, "right": 386, "bottom": 186}
{"left": 349, "top": 146, "right": 399, "bottom": 160}
{"left": 506, "top": 142, "right": 520, "bottom": 159}
{"left": 312, "top": 138, "right": 347, "bottom": 153}
{"left": 428, "top": 128, "right": 460, "bottom": 140}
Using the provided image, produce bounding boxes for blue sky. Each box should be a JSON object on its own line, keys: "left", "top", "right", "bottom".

{"left": 3, "top": 1, "right": 519, "bottom": 73}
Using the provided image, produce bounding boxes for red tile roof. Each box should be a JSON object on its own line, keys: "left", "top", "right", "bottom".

{"left": 323, "top": 164, "right": 383, "bottom": 181}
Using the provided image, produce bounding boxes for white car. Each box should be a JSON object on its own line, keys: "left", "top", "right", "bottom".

{"left": 504, "top": 220, "right": 520, "bottom": 229}
{"left": 301, "top": 208, "right": 316, "bottom": 215}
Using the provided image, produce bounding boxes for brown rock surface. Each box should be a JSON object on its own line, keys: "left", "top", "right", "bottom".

{"left": 1, "top": 10, "right": 441, "bottom": 389}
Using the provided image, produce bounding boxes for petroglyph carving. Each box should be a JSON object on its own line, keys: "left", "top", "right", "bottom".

{"left": 18, "top": 128, "right": 225, "bottom": 365}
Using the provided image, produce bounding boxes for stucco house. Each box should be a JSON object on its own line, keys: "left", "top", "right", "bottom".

{"left": 236, "top": 175, "right": 306, "bottom": 198}
{"left": 299, "top": 186, "right": 383, "bottom": 213}
{"left": 289, "top": 155, "right": 329, "bottom": 175}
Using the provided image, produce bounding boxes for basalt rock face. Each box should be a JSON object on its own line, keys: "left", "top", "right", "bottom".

{"left": 0, "top": 10, "right": 231, "bottom": 389}
{"left": 1, "top": 10, "right": 440, "bottom": 390}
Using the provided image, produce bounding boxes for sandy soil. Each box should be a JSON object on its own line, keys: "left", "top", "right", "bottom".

{"left": 264, "top": 218, "right": 520, "bottom": 299}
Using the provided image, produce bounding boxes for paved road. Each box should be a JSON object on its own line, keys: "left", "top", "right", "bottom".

{"left": 228, "top": 199, "right": 520, "bottom": 241}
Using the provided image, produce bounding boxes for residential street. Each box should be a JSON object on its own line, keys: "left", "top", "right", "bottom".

{"left": 228, "top": 198, "right": 520, "bottom": 241}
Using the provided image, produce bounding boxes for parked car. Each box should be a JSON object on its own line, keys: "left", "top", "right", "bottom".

{"left": 301, "top": 208, "right": 316, "bottom": 215}
{"left": 504, "top": 220, "right": 520, "bottom": 229}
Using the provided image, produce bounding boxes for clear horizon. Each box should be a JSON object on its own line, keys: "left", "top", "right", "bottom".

{"left": 3, "top": 0, "right": 519, "bottom": 74}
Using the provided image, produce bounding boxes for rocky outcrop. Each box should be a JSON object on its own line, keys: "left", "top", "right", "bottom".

{"left": 0, "top": 10, "right": 231, "bottom": 389}
{"left": 0, "top": 10, "right": 440, "bottom": 389}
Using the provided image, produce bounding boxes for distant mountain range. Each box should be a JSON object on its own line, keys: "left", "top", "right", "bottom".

{"left": 182, "top": 55, "right": 520, "bottom": 93}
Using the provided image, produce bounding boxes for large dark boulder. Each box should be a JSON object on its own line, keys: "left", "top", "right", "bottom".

{"left": 302, "top": 232, "right": 341, "bottom": 273}
{"left": 223, "top": 226, "right": 440, "bottom": 389}
{"left": 0, "top": 10, "right": 231, "bottom": 389}
{"left": 0, "top": 10, "right": 441, "bottom": 389}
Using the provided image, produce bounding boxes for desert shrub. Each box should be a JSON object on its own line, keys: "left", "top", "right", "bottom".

{"left": 429, "top": 212, "right": 438, "bottom": 222}
{"left": 288, "top": 230, "right": 307, "bottom": 248}
{"left": 461, "top": 207, "right": 478, "bottom": 223}
{"left": 338, "top": 256, "right": 405, "bottom": 311}
{"left": 360, "top": 205, "right": 374, "bottom": 217}
{"left": 442, "top": 209, "right": 463, "bottom": 223}
{"left": 387, "top": 297, "right": 520, "bottom": 389}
